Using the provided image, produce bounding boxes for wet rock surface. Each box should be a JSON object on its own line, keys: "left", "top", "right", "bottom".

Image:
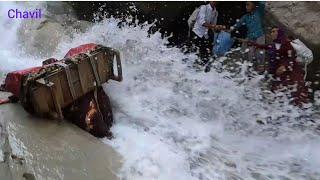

{"left": 0, "top": 92, "right": 121, "bottom": 180}
{"left": 266, "top": 2, "right": 320, "bottom": 46}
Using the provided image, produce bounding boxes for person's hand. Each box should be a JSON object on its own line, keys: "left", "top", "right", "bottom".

{"left": 215, "top": 25, "right": 226, "bottom": 31}
{"left": 238, "top": 39, "right": 255, "bottom": 46}
{"left": 210, "top": 25, "right": 226, "bottom": 31}
{"left": 225, "top": 29, "right": 232, "bottom": 33}
{"left": 209, "top": 24, "right": 217, "bottom": 30}
{"left": 276, "top": 65, "right": 286, "bottom": 75}
{"left": 238, "top": 38, "right": 251, "bottom": 45}
{"left": 238, "top": 38, "right": 247, "bottom": 43}
{"left": 229, "top": 26, "right": 235, "bottom": 32}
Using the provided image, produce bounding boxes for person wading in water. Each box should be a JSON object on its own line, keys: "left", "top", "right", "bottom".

{"left": 188, "top": 1, "right": 225, "bottom": 65}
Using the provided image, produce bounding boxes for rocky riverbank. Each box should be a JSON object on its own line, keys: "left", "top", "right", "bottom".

{"left": 0, "top": 92, "right": 122, "bottom": 180}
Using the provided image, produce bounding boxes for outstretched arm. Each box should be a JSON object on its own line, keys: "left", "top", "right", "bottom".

{"left": 231, "top": 15, "right": 246, "bottom": 31}
{"left": 239, "top": 39, "right": 270, "bottom": 50}
{"left": 250, "top": 43, "right": 270, "bottom": 50}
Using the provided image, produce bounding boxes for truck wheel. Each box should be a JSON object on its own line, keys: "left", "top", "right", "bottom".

{"left": 97, "top": 88, "right": 114, "bottom": 130}
{"left": 63, "top": 88, "right": 113, "bottom": 138}
{"left": 88, "top": 111, "right": 108, "bottom": 138}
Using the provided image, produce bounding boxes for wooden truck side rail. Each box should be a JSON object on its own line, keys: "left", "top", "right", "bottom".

{"left": 21, "top": 46, "right": 123, "bottom": 120}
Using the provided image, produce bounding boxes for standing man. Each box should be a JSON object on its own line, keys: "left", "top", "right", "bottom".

{"left": 189, "top": 1, "right": 221, "bottom": 65}
{"left": 231, "top": 1, "right": 266, "bottom": 71}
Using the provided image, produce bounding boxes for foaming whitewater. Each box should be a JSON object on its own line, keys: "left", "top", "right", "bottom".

{"left": 2, "top": 3, "right": 320, "bottom": 179}
{"left": 54, "top": 18, "right": 320, "bottom": 180}
{"left": 0, "top": 2, "right": 44, "bottom": 74}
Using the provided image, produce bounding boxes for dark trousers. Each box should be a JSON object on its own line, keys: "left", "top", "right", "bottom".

{"left": 186, "top": 31, "right": 214, "bottom": 65}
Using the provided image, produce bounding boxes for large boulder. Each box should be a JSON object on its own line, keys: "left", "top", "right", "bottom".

{"left": 266, "top": 2, "right": 320, "bottom": 55}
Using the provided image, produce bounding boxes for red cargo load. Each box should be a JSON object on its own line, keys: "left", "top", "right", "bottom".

{"left": 4, "top": 67, "right": 42, "bottom": 97}
{"left": 3, "top": 43, "right": 98, "bottom": 98}
{"left": 64, "top": 43, "right": 97, "bottom": 58}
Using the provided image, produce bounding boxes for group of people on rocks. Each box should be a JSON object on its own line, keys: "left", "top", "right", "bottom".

{"left": 188, "top": 1, "right": 311, "bottom": 107}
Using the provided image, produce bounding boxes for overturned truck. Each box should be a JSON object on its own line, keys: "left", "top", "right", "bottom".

{"left": 1, "top": 43, "right": 123, "bottom": 138}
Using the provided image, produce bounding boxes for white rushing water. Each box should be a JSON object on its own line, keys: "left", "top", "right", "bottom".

{"left": 0, "top": 2, "right": 42, "bottom": 74}
{"left": 1, "top": 2, "right": 320, "bottom": 180}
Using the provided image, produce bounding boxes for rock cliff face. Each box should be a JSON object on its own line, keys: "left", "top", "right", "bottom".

{"left": 267, "top": 2, "right": 320, "bottom": 46}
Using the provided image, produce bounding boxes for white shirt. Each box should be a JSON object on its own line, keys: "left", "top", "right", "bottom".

{"left": 192, "top": 4, "right": 218, "bottom": 39}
